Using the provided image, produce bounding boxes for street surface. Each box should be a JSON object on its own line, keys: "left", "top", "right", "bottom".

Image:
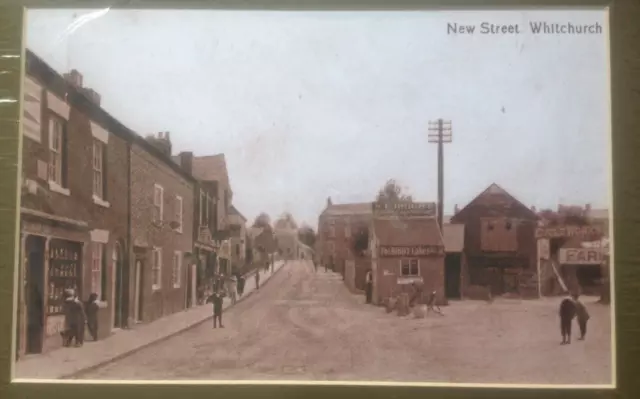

{"left": 79, "top": 260, "right": 612, "bottom": 385}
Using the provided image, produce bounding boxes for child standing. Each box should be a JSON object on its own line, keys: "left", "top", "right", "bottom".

{"left": 573, "top": 293, "right": 590, "bottom": 340}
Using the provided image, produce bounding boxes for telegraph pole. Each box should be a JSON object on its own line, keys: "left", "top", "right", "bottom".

{"left": 428, "top": 119, "right": 452, "bottom": 232}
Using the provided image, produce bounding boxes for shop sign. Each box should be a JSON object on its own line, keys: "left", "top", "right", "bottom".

{"left": 558, "top": 248, "right": 604, "bottom": 265}
{"left": 379, "top": 245, "right": 444, "bottom": 257}
{"left": 372, "top": 202, "right": 436, "bottom": 217}
{"left": 397, "top": 276, "right": 423, "bottom": 285}
{"left": 535, "top": 225, "right": 603, "bottom": 239}
{"left": 538, "top": 238, "right": 550, "bottom": 260}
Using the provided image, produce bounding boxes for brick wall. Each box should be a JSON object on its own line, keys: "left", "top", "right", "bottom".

{"left": 130, "top": 144, "right": 194, "bottom": 323}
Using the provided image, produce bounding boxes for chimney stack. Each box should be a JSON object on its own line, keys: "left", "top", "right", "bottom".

{"left": 63, "top": 69, "right": 83, "bottom": 87}
{"left": 585, "top": 203, "right": 592, "bottom": 212}
{"left": 145, "top": 131, "right": 173, "bottom": 157}
{"left": 530, "top": 205, "right": 537, "bottom": 212}
{"left": 179, "top": 151, "right": 193, "bottom": 175}
{"left": 454, "top": 204, "right": 459, "bottom": 214}
{"left": 82, "top": 87, "right": 101, "bottom": 106}
{"left": 327, "top": 197, "right": 332, "bottom": 207}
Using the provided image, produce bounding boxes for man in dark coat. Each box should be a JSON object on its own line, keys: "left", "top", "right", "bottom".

{"left": 206, "top": 291, "right": 226, "bottom": 328}
{"left": 365, "top": 269, "right": 373, "bottom": 304}
{"left": 85, "top": 293, "right": 100, "bottom": 341}
{"left": 63, "top": 289, "right": 86, "bottom": 347}
{"left": 559, "top": 296, "right": 577, "bottom": 345}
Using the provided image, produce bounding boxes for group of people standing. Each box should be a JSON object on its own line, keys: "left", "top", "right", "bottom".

{"left": 59, "top": 289, "right": 100, "bottom": 348}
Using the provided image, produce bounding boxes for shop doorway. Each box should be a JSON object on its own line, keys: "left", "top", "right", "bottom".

{"left": 134, "top": 258, "right": 145, "bottom": 322}
{"left": 445, "top": 253, "right": 462, "bottom": 299}
{"left": 25, "top": 235, "right": 45, "bottom": 354}
{"left": 113, "top": 241, "right": 129, "bottom": 328}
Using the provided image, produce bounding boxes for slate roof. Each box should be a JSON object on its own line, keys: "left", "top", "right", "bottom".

{"left": 229, "top": 205, "right": 247, "bottom": 222}
{"left": 451, "top": 183, "right": 537, "bottom": 223}
{"left": 443, "top": 223, "right": 465, "bottom": 253}
{"left": 373, "top": 217, "right": 444, "bottom": 247}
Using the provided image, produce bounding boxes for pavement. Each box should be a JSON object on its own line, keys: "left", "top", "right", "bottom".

{"left": 73, "top": 260, "right": 613, "bottom": 385}
{"left": 13, "top": 260, "right": 285, "bottom": 380}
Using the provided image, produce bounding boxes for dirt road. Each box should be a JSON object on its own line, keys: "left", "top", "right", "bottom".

{"left": 79, "top": 260, "right": 612, "bottom": 385}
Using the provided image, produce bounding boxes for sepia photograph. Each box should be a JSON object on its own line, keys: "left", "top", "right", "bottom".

{"left": 13, "top": 7, "right": 612, "bottom": 387}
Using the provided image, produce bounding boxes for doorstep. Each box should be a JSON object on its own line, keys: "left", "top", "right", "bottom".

{"left": 14, "top": 261, "right": 286, "bottom": 380}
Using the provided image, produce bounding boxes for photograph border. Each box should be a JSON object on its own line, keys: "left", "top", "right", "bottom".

{"left": 1, "top": 1, "right": 638, "bottom": 398}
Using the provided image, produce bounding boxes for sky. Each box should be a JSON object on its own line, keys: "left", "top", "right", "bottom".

{"left": 26, "top": 8, "right": 609, "bottom": 228}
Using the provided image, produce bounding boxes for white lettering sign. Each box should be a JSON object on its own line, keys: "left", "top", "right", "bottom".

{"left": 558, "top": 248, "right": 603, "bottom": 265}
{"left": 397, "top": 276, "right": 423, "bottom": 285}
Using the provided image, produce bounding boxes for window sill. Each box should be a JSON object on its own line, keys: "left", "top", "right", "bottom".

{"left": 173, "top": 284, "right": 181, "bottom": 289}
{"left": 152, "top": 285, "right": 161, "bottom": 291}
{"left": 93, "top": 195, "right": 110, "bottom": 208}
{"left": 96, "top": 301, "right": 108, "bottom": 309}
{"left": 174, "top": 229, "right": 183, "bottom": 234}
{"left": 48, "top": 181, "right": 70, "bottom": 196}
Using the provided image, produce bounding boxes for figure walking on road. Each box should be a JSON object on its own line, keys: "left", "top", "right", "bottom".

{"left": 573, "top": 293, "right": 590, "bottom": 341}
{"left": 255, "top": 269, "right": 260, "bottom": 290}
{"left": 225, "top": 275, "right": 237, "bottom": 305}
{"left": 365, "top": 269, "right": 373, "bottom": 304}
{"left": 207, "top": 291, "right": 225, "bottom": 328}
{"left": 559, "top": 296, "right": 577, "bottom": 345}
{"left": 237, "top": 272, "right": 246, "bottom": 297}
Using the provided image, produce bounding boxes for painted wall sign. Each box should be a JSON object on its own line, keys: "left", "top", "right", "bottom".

{"left": 558, "top": 248, "right": 604, "bottom": 265}
{"left": 535, "top": 225, "right": 603, "bottom": 239}
{"left": 379, "top": 245, "right": 444, "bottom": 257}
{"left": 538, "top": 238, "right": 550, "bottom": 260}
{"left": 372, "top": 201, "right": 436, "bottom": 217}
{"left": 397, "top": 276, "right": 424, "bottom": 285}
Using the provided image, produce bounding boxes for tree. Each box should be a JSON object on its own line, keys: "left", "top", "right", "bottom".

{"left": 376, "top": 179, "right": 413, "bottom": 203}
{"left": 275, "top": 212, "right": 298, "bottom": 230}
{"left": 352, "top": 226, "right": 369, "bottom": 256}
{"left": 297, "top": 224, "right": 316, "bottom": 248}
{"left": 253, "top": 212, "right": 272, "bottom": 229}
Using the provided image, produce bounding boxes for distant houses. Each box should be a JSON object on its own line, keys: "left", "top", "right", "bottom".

{"left": 16, "top": 50, "right": 257, "bottom": 358}
{"left": 317, "top": 184, "right": 610, "bottom": 306}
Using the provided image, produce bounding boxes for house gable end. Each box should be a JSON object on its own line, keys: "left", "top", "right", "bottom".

{"left": 451, "top": 183, "right": 538, "bottom": 223}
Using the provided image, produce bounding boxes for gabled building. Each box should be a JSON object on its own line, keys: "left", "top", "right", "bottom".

{"left": 450, "top": 183, "right": 538, "bottom": 298}
{"left": 191, "top": 154, "right": 234, "bottom": 275}
{"left": 369, "top": 202, "right": 446, "bottom": 306}
{"left": 316, "top": 198, "right": 372, "bottom": 275}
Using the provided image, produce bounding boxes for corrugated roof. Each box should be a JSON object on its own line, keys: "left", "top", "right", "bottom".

{"left": 324, "top": 202, "right": 372, "bottom": 216}
{"left": 443, "top": 223, "right": 465, "bottom": 252}
{"left": 373, "top": 217, "right": 444, "bottom": 247}
{"left": 192, "top": 154, "right": 229, "bottom": 187}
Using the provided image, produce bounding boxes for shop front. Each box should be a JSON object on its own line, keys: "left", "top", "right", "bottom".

{"left": 18, "top": 211, "right": 90, "bottom": 356}
{"left": 369, "top": 209, "right": 446, "bottom": 306}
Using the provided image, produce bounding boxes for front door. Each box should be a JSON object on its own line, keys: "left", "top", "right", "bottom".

{"left": 25, "top": 235, "right": 45, "bottom": 354}
{"left": 134, "top": 258, "right": 145, "bottom": 322}
{"left": 445, "top": 254, "right": 462, "bottom": 299}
